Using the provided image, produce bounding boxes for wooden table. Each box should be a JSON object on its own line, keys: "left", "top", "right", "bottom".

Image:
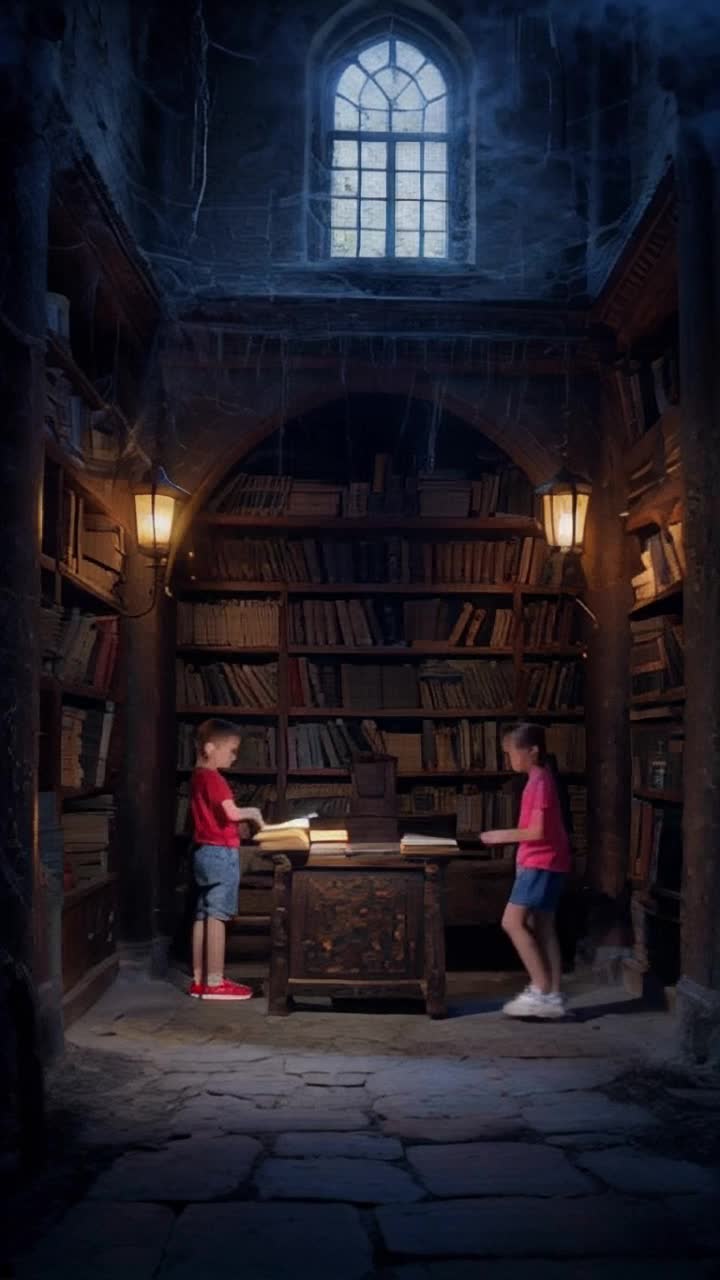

{"left": 265, "top": 847, "right": 448, "bottom": 1018}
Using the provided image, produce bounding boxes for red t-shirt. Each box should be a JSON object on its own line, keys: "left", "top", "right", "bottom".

{"left": 516, "top": 766, "right": 571, "bottom": 872}
{"left": 190, "top": 768, "right": 239, "bottom": 849}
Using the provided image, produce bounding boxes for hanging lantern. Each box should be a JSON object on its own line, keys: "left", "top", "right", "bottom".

{"left": 132, "top": 465, "right": 189, "bottom": 557}
{"left": 536, "top": 467, "right": 591, "bottom": 553}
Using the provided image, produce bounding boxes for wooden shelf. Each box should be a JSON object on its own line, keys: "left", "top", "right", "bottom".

{"left": 62, "top": 872, "right": 118, "bottom": 911}
{"left": 59, "top": 563, "right": 125, "bottom": 612}
{"left": 181, "top": 581, "right": 578, "bottom": 598}
{"left": 288, "top": 706, "right": 584, "bottom": 720}
{"left": 177, "top": 645, "right": 279, "bottom": 657}
{"left": 176, "top": 706, "right": 279, "bottom": 717}
{"left": 40, "top": 674, "right": 122, "bottom": 704}
{"left": 177, "top": 765, "right": 277, "bottom": 776}
{"left": 198, "top": 513, "right": 544, "bottom": 535}
{"left": 633, "top": 787, "right": 683, "bottom": 804}
{"left": 629, "top": 582, "right": 683, "bottom": 617}
{"left": 44, "top": 437, "right": 129, "bottom": 529}
{"left": 630, "top": 688, "right": 685, "bottom": 707}
{"left": 625, "top": 472, "right": 682, "bottom": 534}
{"left": 288, "top": 645, "right": 515, "bottom": 658}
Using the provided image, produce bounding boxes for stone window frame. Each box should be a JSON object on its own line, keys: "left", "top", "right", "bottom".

{"left": 306, "top": 11, "right": 476, "bottom": 270}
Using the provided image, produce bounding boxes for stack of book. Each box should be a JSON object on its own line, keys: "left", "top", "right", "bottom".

{"left": 631, "top": 524, "right": 684, "bottom": 604}
{"left": 43, "top": 608, "right": 119, "bottom": 691}
{"left": 455, "top": 787, "right": 516, "bottom": 843}
{"left": 287, "top": 481, "right": 342, "bottom": 516}
{"left": 523, "top": 661, "right": 584, "bottom": 712}
{"left": 176, "top": 659, "right": 278, "bottom": 708}
{"left": 342, "top": 482, "right": 370, "bottom": 518}
{"left": 285, "top": 781, "right": 351, "bottom": 816}
{"left": 400, "top": 833, "right": 458, "bottom": 855}
{"left": 523, "top": 599, "right": 576, "bottom": 648}
{"left": 287, "top": 719, "right": 376, "bottom": 769}
{"left": 630, "top": 798, "right": 682, "bottom": 887}
{"left": 81, "top": 514, "right": 125, "bottom": 597}
{"left": 177, "top": 599, "right": 279, "bottom": 647}
{"left": 40, "top": 604, "right": 67, "bottom": 670}
{"left": 470, "top": 466, "right": 533, "bottom": 516}
{"left": 290, "top": 598, "right": 381, "bottom": 646}
{"left": 418, "top": 660, "right": 514, "bottom": 711}
{"left": 630, "top": 614, "right": 684, "bottom": 696}
{"left": 62, "top": 795, "right": 113, "bottom": 886}
{"left": 614, "top": 355, "right": 677, "bottom": 446}
{"left": 61, "top": 702, "right": 115, "bottom": 789}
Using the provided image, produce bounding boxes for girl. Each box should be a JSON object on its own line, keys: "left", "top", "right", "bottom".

{"left": 480, "top": 722, "right": 570, "bottom": 1019}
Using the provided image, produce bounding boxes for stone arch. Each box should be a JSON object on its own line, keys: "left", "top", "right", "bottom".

{"left": 167, "top": 378, "right": 559, "bottom": 583}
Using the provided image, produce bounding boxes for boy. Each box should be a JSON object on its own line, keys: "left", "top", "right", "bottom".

{"left": 189, "top": 718, "right": 265, "bottom": 1000}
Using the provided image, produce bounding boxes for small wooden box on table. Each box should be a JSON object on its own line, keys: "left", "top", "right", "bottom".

{"left": 266, "top": 846, "right": 448, "bottom": 1018}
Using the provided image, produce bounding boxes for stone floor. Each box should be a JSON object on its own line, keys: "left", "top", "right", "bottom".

{"left": 4, "top": 967, "right": 720, "bottom": 1278}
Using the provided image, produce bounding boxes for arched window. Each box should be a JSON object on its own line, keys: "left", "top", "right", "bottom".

{"left": 329, "top": 38, "right": 449, "bottom": 259}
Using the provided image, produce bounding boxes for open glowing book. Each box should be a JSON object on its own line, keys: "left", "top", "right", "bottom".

{"left": 253, "top": 813, "right": 319, "bottom": 851}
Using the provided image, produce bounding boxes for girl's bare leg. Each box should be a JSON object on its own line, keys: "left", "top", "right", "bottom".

{"left": 533, "top": 910, "right": 562, "bottom": 993}
{"left": 501, "top": 904, "right": 551, "bottom": 993}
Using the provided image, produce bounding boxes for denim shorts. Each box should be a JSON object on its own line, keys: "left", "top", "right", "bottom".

{"left": 193, "top": 845, "right": 240, "bottom": 922}
{"left": 509, "top": 868, "right": 566, "bottom": 912}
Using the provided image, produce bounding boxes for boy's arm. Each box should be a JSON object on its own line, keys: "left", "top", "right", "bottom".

{"left": 480, "top": 810, "right": 544, "bottom": 846}
{"left": 221, "top": 799, "right": 265, "bottom": 827}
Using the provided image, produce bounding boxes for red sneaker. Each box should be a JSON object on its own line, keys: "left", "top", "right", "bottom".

{"left": 188, "top": 981, "right": 204, "bottom": 998}
{"left": 200, "top": 979, "right": 253, "bottom": 1001}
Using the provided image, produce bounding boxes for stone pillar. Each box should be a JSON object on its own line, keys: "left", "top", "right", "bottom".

{"left": 0, "top": 4, "right": 60, "bottom": 1156}
{"left": 582, "top": 394, "right": 634, "bottom": 977}
{"left": 675, "top": 100, "right": 720, "bottom": 1062}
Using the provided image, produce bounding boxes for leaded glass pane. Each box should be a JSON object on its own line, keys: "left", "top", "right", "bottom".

{"left": 361, "top": 141, "right": 387, "bottom": 169}
{"left": 360, "top": 80, "right": 388, "bottom": 109}
{"left": 392, "top": 108, "right": 424, "bottom": 133}
{"left": 417, "top": 63, "right": 446, "bottom": 101}
{"left": 331, "top": 228, "right": 357, "bottom": 256}
{"left": 359, "top": 229, "right": 386, "bottom": 256}
{"left": 396, "top": 171, "right": 421, "bottom": 199}
{"left": 375, "top": 66, "right": 411, "bottom": 101}
{"left": 336, "top": 64, "right": 366, "bottom": 103}
{"left": 331, "top": 198, "right": 357, "bottom": 229}
{"left": 358, "top": 41, "right": 389, "bottom": 73}
{"left": 423, "top": 231, "right": 447, "bottom": 257}
{"left": 423, "top": 171, "right": 446, "bottom": 200}
{"left": 395, "top": 230, "right": 420, "bottom": 256}
{"left": 424, "top": 201, "right": 446, "bottom": 231}
{"left": 361, "top": 169, "right": 386, "bottom": 197}
{"left": 360, "top": 199, "right": 386, "bottom": 229}
{"left": 423, "top": 142, "right": 447, "bottom": 171}
{"left": 335, "top": 97, "right": 359, "bottom": 130}
{"left": 396, "top": 141, "right": 421, "bottom": 170}
{"left": 332, "top": 169, "right": 359, "bottom": 196}
{"left": 333, "top": 140, "right": 358, "bottom": 168}
{"left": 424, "top": 97, "right": 446, "bottom": 132}
{"left": 395, "top": 41, "right": 425, "bottom": 75}
{"left": 396, "top": 200, "right": 420, "bottom": 230}
{"left": 360, "top": 107, "right": 389, "bottom": 131}
{"left": 394, "top": 81, "right": 424, "bottom": 111}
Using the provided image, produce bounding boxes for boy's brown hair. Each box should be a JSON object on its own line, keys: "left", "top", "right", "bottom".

{"left": 195, "top": 718, "right": 241, "bottom": 752}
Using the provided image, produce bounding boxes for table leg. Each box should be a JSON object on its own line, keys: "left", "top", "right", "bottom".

{"left": 424, "top": 861, "right": 447, "bottom": 1019}
{"left": 268, "top": 856, "right": 292, "bottom": 1016}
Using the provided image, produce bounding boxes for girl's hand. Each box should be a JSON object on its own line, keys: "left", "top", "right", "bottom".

{"left": 480, "top": 829, "right": 505, "bottom": 846}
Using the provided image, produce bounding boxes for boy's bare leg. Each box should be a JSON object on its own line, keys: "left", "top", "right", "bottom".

{"left": 533, "top": 910, "right": 562, "bottom": 993}
{"left": 192, "top": 918, "right": 226, "bottom": 985}
{"left": 501, "top": 904, "right": 551, "bottom": 993}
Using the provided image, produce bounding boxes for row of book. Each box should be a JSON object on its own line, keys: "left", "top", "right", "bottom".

{"left": 176, "top": 660, "right": 278, "bottom": 708}
{"left": 177, "top": 722, "right": 277, "bottom": 769}
{"left": 40, "top": 606, "right": 119, "bottom": 691}
{"left": 631, "top": 524, "right": 684, "bottom": 605}
{"left": 418, "top": 660, "right": 514, "bottom": 711}
{"left": 524, "top": 662, "right": 584, "bottom": 712}
{"left": 45, "top": 366, "right": 120, "bottom": 466}
{"left": 61, "top": 703, "right": 115, "bottom": 790}
{"left": 630, "top": 799, "right": 682, "bottom": 889}
{"left": 631, "top": 724, "right": 684, "bottom": 793}
{"left": 62, "top": 794, "right": 114, "bottom": 887}
{"left": 630, "top": 614, "right": 684, "bottom": 697}
{"left": 177, "top": 600, "right": 279, "bottom": 648}
{"left": 207, "top": 462, "right": 534, "bottom": 519}
{"left": 203, "top": 535, "right": 550, "bottom": 586}
{"left": 287, "top": 597, "right": 577, "bottom": 649}
{"left": 61, "top": 490, "right": 125, "bottom": 597}
{"left": 613, "top": 350, "right": 679, "bottom": 447}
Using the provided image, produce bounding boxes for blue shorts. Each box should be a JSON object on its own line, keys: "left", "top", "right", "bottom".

{"left": 193, "top": 845, "right": 240, "bottom": 922}
{"left": 509, "top": 868, "right": 566, "bottom": 912}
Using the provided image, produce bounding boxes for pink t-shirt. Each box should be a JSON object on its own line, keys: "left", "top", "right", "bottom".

{"left": 516, "top": 766, "right": 571, "bottom": 872}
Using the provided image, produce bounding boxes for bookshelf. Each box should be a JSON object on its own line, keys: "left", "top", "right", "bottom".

{"left": 620, "top": 325, "right": 685, "bottom": 996}
{"left": 173, "top": 427, "right": 590, "bottom": 957}
{"left": 39, "top": 422, "right": 128, "bottom": 1022}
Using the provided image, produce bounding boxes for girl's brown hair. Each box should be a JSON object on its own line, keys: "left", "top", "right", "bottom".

{"left": 502, "top": 722, "right": 548, "bottom": 764}
{"left": 196, "top": 718, "right": 241, "bottom": 751}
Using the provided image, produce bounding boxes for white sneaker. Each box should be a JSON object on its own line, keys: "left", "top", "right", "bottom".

{"left": 502, "top": 988, "right": 567, "bottom": 1019}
